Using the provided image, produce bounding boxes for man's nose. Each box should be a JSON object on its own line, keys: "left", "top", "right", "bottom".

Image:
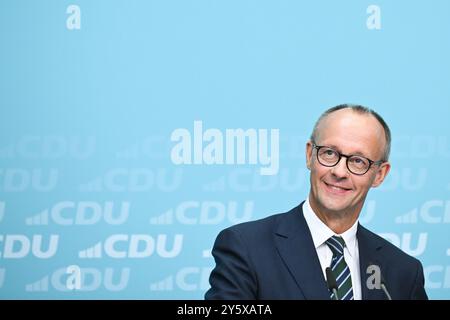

{"left": 330, "top": 157, "right": 349, "bottom": 178}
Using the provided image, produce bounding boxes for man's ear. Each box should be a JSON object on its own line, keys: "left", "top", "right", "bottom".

{"left": 372, "top": 161, "right": 391, "bottom": 188}
{"left": 306, "top": 141, "right": 313, "bottom": 170}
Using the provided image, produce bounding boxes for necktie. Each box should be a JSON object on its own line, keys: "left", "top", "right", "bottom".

{"left": 325, "top": 236, "right": 354, "bottom": 300}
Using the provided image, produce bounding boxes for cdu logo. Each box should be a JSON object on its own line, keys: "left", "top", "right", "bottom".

{"left": 150, "top": 267, "right": 213, "bottom": 292}
{"left": 378, "top": 168, "right": 427, "bottom": 191}
{"left": 379, "top": 232, "right": 428, "bottom": 257}
{"left": 424, "top": 265, "right": 450, "bottom": 289}
{"left": 0, "top": 234, "right": 59, "bottom": 259}
{"left": 0, "top": 169, "right": 58, "bottom": 192}
{"left": 79, "top": 168, "right": 182, "bottom": 192}
{"left": 78, "top": 234, "right": 183, "bottom": 259}
{"left": 26, "top": 201, "right": 130, "bottom": 226}
{"left": 26, "top": 267, "right": 130, "bottom": 292}
{"left": 395, "top": 200, "right": 450, "bottom": 224}
{"left": 150, "top": 201, "right": 254, "bottom": 225}
{"left": 0, "top": 135, "right": 95, "bottom": 159}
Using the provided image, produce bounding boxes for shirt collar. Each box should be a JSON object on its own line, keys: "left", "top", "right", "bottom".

{"left": 302, "top": 195, "right": 358, "bottom": 257}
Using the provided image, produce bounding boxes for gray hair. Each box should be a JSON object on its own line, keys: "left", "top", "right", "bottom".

{"left": 310, "top": 104, "right": 391, "bottom": 161}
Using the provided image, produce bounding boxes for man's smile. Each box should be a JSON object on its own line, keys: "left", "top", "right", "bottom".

{"left": 323, "top": 181, "right": 353, "bottom": 194}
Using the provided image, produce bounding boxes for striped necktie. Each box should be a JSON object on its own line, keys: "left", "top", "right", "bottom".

{"left": 326, "top": 235, "right": 354, "bottom": 300}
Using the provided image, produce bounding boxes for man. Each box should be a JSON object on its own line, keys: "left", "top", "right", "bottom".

{"left": 205, "top": 104, "right": 428, "bottom": 300}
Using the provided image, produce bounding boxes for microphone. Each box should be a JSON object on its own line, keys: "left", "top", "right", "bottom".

{"left": 366, "top": 263, "right": 392, "bottom": 300}
{"left": 326, "top": 267, "right": 339, "bottom": 300}
{"left": 380, "top": 273, "right": 392, "bottom": 300}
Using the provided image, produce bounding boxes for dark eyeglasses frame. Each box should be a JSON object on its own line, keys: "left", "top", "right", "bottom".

{"left": 312, "top": 143, "right": 385, "bottom": 176}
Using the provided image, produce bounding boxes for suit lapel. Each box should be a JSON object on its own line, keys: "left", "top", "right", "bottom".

{"left": 274, "top": 204, "right": 330, "bottom": 300}
{"left": 357, "top": 224, "right": 387, "bottom": 300}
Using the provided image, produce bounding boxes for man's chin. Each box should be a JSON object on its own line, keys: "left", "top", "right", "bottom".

{"left": 320, "top": 198, "right": 351, "bottom": 214}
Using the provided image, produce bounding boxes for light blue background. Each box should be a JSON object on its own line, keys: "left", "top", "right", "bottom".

{"left": 0, "top": 0, "right": 449, "bottom": 299}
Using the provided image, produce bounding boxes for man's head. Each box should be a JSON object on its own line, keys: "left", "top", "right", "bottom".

{"left": 306, "top": 104, "right": 391, "bottom": 226}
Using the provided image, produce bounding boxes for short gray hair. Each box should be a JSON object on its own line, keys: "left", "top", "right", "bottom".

{"left": 310, "top": 104, "right": 391, "bottom": 161}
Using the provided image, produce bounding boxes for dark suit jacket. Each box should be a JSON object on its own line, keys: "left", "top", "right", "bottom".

{"left": 205, "top": 203, "right": 428, "bottom": 300}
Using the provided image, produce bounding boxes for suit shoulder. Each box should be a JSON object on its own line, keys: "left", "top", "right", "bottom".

{"left": 217, "top": 206, "right": 300, "bottom": 243}
{"left": 219, "top": 212, "right": 284, "bottom": 241}
{"left": 359, "top": 225, "right": 422, "bottom": 266}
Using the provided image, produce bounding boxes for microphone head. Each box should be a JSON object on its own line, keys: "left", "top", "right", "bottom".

{"left": 325, "top": 267, "right": 338, "bottom": 290}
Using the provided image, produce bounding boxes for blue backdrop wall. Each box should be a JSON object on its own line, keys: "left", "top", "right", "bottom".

{"left": 0, "top": 0, "right": 449, "bottom": 299}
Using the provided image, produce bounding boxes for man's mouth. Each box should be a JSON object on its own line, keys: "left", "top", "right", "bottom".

{"left": 324, "top": 182, "right": 352, "bottom": 194}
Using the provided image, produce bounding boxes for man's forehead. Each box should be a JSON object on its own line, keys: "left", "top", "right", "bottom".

{"left": 315, "top": 109, "right": 385, "bottom": 156}
{"left": 317, "top": 109, "right": 384, "bottom": 136}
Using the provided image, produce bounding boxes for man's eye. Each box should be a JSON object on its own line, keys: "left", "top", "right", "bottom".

{"left": 350, "top": 157, "right": 367, "bottom": 166}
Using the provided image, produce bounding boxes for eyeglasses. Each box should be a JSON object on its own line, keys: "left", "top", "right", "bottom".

{"left": 312, "top": 144, "right": 384, "bottom": 175}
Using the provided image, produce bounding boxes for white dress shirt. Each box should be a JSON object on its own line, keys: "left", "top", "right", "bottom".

{"left": 302, "top": 197, "right": 362, "bottom": 300}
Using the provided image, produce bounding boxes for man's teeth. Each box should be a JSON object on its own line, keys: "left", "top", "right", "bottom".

{"left": 329, "top": 185, "right": 348, "bottom": 190}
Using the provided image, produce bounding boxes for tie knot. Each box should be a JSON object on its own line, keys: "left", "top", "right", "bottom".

{"left": 326, "top": 236, "right": 346, "bottom": 256}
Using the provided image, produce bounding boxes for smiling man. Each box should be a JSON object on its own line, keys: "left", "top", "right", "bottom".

{"left": 205, "top": 104, "right": 428, "bottom": 300}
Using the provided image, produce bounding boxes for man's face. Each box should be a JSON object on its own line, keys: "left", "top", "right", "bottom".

{"left": 306, "top": 109, "right": 391, "bottom": 218}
